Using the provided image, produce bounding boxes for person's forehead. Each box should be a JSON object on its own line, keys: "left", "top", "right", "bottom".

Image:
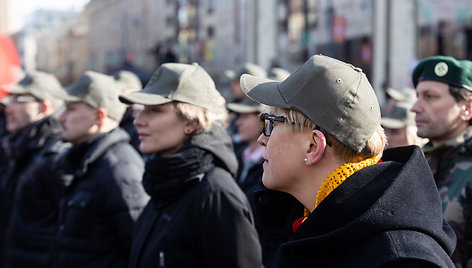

{"left": 65, "top": 101, "right": 95, "bottom": 111}
{"left": 416, "top": 80, "right": 450, "bottom": 93}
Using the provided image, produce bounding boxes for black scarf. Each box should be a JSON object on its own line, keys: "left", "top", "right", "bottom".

{"left": 143, "top": 144, "right": 214, "bottom": 208}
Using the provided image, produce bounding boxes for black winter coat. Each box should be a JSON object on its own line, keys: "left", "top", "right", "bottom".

{"left": 255, "top": 146, "right": 457, "bottom": 267}
{"left": 235, "top": 151, "right": 281, "bottom": 268}
{"left": 0, "top": 116, "right": 64, "bottom": 265}
{"left": 51, "top": 128, "right": 149, "bottom": 268}
{"left": 4, "top": 138, "right": 69, "bottom": 268}
{"left": 129, "top": 123, "right": 263, "bottom": 268}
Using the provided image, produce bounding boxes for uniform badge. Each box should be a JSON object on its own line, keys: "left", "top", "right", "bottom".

{"left": 434, "top": 62, "right": 448, "bottom": 77}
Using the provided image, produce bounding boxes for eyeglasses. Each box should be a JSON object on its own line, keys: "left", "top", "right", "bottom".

{"left": 5, "top": 95, "right": 41, "bottom": 105}
{"left": 260, "top": 113, "right": 286, "bottom": 136}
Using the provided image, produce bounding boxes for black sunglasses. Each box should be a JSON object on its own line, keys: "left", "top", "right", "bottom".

{"left": 260, "top": 113, "right": 286, "bottom": 136}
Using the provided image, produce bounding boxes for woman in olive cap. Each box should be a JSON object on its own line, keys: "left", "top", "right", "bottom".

{"left": 119, "top": 63, "right": 263, "bottom": 268}
{"left": 240, "top": 55, "right": 456, "bottom": 267}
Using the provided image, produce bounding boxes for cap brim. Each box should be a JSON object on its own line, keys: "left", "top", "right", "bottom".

{"left": 381, "top": 117, "right": 407, "bottom": 129}
{"left": 227, "top": 102, "right": 263, "bottom": 113}
{"left": 119, "top": 90, "right": 172, "bottom": 106}
{"left": 386, "top": 88, "right": 405, "bottom": 101}
{"left": 9, "top": 84, "right": 28, "bottom": 94}
{"left": 240, "top": 74, "right": 289, "bottom": 108}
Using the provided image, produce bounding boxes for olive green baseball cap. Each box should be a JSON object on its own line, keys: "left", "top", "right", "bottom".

{"left": 268, "top": 67, "right": 291, "bottom": 82}
{"left": 412, "top": 55, "right": 472, "bottom": 91}
{"left": 240, "top": 54, "right": 381, "bottom": 153}
{"left": 227, "top": 97, "right": 265, "bottom": 114}
{"left": 381, "top": 102, "right": 415, "bottom": 129}
{"left": 11, "top": 70, "right": 64, "bottom": 110}
{"left": 53, "top": 70, "right": 126, "bottom": 121}
{"left": 235, "top": 63, "right": 267, "bottom": 79}
{"left": 119, "top": 63, "right": 225, "bottom": 114}
{"left": 114, "top": 70, "right": 142, "bottom": 92}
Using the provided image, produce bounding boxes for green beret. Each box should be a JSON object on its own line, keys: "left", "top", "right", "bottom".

{"left": 412, "top": 56, "right": 472, "bottom": 91}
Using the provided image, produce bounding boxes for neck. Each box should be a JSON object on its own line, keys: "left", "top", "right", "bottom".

{"left": 292, "top": 153, "right": 344, "bottom": 213}
{"left": 431, "top": 123, "right": 470, "bottom": 148}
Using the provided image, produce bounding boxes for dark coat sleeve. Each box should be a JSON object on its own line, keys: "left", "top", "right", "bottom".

{"left": 195, "top": 176, "right": 263, "bottom": 268}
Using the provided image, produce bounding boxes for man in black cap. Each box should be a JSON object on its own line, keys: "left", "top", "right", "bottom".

{"left": 411, "top": 55, "right": 472, "bottom": 267}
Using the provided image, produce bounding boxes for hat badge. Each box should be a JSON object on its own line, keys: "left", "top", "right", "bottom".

{"left": 434, "top": 62, "right": 448, "bottom": 77}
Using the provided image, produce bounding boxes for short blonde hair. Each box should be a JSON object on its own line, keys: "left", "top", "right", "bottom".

{"left": 173, "top": 101, "right": 225, "bottom": 133}
{"left": 271, "top": 107, "right": 386, "bottom": 163}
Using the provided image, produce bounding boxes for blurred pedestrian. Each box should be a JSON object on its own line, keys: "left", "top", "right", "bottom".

{"left": 381, "top": 100, "right": 427, "bottom": 148}
{"left": 0, "top": 71, "right": 66, "bottom": 266}
{"left": 114, "top": 70, "right": 143, "bottom": 152}
{"left": 240, "top": 55, "right": 456, "bottom": 267}
{"left": 49, "top": 71, "right": 149, "bottom": 267}
{"left": 267, "top": 67, "right": 290, "bottom": 82}
{"left": 119, "top": 62, "right": 263, "bottom": 268}
{"left": 410, "top": 55, "right": 472, "bottom": 267}
{"left": 227, "top": 63, "right": 267, "bottom": 155}
{"left": 227, "top": 97, "right": 282, "bottom": 268}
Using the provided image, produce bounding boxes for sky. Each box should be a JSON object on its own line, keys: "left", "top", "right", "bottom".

{"left": 18, "top": 0, "right": 90, "bottom": 18}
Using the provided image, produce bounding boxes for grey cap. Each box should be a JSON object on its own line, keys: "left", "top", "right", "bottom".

{"left": 240, "top": 54, "right": 381, "bottom": 153}
{"left": 11, "top": 71, "right": 64, "bottom": 110}
{"left": 119, "top": 63, "right": 226, "bottom": 114}
{"left": 236, "top": 63, "right": 267, "bottom": 79}
{"left": 227, "top": 97, "right": 265, "bottom": 114}
{"left": 381, "top": 102, "right": 415, "bottom": 129}
{"left": 386, "top": 87, "right": 416, "bottom": 104}
{"left": 54, "top": 71, "right": 126, "bottom": 122}
{"left": 268, "top": 67, "right": 291, "bottom": 82}
{"left": 114, "top": 70, "right": 142, "bottom": 92}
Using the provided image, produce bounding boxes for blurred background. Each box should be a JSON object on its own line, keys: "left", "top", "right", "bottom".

{"left": 1, "top": 0, "right": 471, "bottom": 105}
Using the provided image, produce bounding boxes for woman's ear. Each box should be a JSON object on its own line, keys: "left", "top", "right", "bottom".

{"left": 183, "top": 121, "right": 197, "bottom": 135}
{"left": 305, "top": 129, "right": 327, "bottom": 166}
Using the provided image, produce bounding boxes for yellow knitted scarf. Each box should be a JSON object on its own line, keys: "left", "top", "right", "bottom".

{"left": 303, "top": 155, "right": 380, "bottom": 218}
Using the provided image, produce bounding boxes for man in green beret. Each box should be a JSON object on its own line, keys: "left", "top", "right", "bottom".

{"left": 410, "top": 55, "right": 472, "bottom": 267}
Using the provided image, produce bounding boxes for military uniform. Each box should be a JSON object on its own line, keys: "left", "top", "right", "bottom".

{"left": 411, "top": 55, "right": 472, "bottom": 268}
{"left": 423, "top": 127, "right": 472, "bottom": 267}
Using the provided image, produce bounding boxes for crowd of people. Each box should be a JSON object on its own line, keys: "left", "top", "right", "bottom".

{"left": 0, "top": 52, "right": 471, "bottom": 268}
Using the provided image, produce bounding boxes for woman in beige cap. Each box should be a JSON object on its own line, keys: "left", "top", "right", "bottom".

{"left": 119, "top": 62, "right": 263, "bottom": 268}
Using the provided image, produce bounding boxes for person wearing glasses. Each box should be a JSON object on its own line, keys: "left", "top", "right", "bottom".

{"left": 0, "top": 71, "right": 67, "bottom": 267}
{"left": 239, "top": 55, "right": 456, "bottom": 267}
{"left": 119, "top": 63, "right": 263, "bottom": 268}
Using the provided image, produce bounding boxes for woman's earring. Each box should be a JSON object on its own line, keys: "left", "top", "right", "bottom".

{"left": 304, "top": 157, "right": 308, "bottom": 164}
{"left": 185, "top": 129, "right": 191, "bottom": 134}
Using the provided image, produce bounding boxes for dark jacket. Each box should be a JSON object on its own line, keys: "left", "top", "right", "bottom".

{"left": 129, "top": 123, "right": 263, "bottom": 268}
{"left": 119, "top": 107, "right": 140, "bottom": 153}
{"left": 4, "top": 139, "right": 69, "bottom": 268}
{"left": 235, "top": 150, "right": 281, "bottom": 268}
{"left": 51, "top": 128, "right": 148, "bottom": 268}
{"left": 255, "top": 146, "right": 456, "bottom": 267}
{"left": 0, "top": 116, "right": 63, "bottom": 265}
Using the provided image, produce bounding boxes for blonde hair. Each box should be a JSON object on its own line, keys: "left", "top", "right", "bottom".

{"left": 173, "top": 102, "right": 223, "bottom": 133}
{"left": 271, "top": 107, "right": 386, "bottom": 163}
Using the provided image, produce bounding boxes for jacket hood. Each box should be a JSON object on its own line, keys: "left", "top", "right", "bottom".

{"left": 256, "top": 146, "right": 456, "bottom": 262}
{"left": 189, "top": 121, "right": 238, "bottom": 176}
